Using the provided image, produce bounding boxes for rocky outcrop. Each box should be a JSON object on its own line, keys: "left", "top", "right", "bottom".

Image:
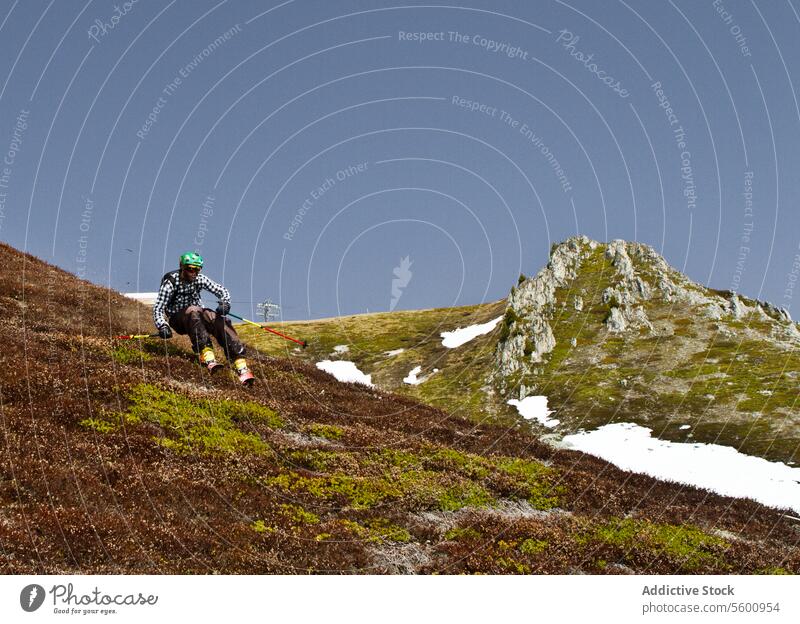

{"left": 495, "top": 236, "right": 596, "bottom": 378}
{"left": 729, "top": 294, "right": 748, "bottom": 319}
{"left": 494, "top": 236, "right": 800, "bottom": 385}
{"left": 605, "top": 239, "right": 635, "bottom": 280}
{"left": 605, "top": 306, "right": 627, "bottom": 332}
{"left": 605, "top": 304, "right": 652, "bottom": 334}
{"left": 759, "top": 300, "right": 792, "bottom": 322}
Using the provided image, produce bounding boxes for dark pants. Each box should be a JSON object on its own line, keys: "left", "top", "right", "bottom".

{"left": 169, "top": 306, "right": 246, "bottom": 361}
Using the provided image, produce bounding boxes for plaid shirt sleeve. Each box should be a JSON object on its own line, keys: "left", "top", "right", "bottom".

{"left": 152, "top": 278, "right": 174, "bottom": 329}
{"left": 198, "top": 274, "right": 230, "bottom": 304}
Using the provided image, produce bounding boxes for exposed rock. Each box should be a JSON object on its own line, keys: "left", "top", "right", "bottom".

{"left": 627, "top": 306, "right": 653, "bottom": 332}
{"left": 703, "top": 304, "right": 724, "bottom": 320}
{"left": 729, "top": 294, "right": 748, "bottom": 319}
{"left": 676, "top": 287, "right": 715, "bottom": 307}
{"left": 511, "top": 274, "right": 555, "bottom": 311}
{"left": 755, "top": 304, "right": 771, "bottom": 321}
{"left": 602, "top": 286, "right": 635, "bottom": 306}
{"left": 528, "top": 317, "right": 556, "bottom": 363}
{"left": 550, "top": 236, "right": 590, "bottom": 282}
{"left": 574, "top": 296, "right": 583, "bottom": 311}
{"left": 660, "top": 280, "right": 679, "bottom": 302}
{"left": 497, "top": 334, "right": 526, "bottom": 375}
{"left": 495, "top": 236, "right": 595, "bottom": 377}
{"left": 604, "top": 299, "right": 652, "bottom": 334}
{"left": 497, "top": 322, "right": 556, "bottom": 373}
{"left": 633, "top": 276, "right": 651, "bottom": 299}
{"left": 605, "top": 306, "right": 627, "bottom": 333}
{"left": 605, "top": 239, "right": 635, "bottom": 280}
{"left": 760, "top": 300, "right": 792, "bottom": 322}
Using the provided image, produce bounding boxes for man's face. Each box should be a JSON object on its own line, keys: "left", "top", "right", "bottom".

{"left": 181, "top": 265, "right": 201, "bottom": 282}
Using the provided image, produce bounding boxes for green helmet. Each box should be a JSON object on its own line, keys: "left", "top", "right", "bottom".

{"left": 179, "top": 251, "right": 204, "bottom": 268}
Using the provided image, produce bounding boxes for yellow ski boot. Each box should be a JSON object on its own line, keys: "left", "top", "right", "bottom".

{"left": 199, "top": 346, "right": 223, "bottom": 373}
{"left": 234, "top": 358, "right": 255, "bottom": 386}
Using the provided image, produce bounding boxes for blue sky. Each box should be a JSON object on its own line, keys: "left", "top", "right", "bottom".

{"left": 1, "top": 0, "right": 799, "bottom": 321}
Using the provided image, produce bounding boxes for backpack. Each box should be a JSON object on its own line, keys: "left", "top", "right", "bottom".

{"left": 160, "top": 270, "right": 181, "bottom": 309}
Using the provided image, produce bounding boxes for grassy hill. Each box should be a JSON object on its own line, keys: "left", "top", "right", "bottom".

{"left": 0, "top": 240, "right": 798, "bottom": 574}
{"left": 238, "top": 299, "right": 509, "bottom": 424}
{"left": 251, "top": 237, "right": 800, "bottom": 466}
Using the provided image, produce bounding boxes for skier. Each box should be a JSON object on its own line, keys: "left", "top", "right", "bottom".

{"left": 152, "top": 252, "right": 254, "bottom": 385}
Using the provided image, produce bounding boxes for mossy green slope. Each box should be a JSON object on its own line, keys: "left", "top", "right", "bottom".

{"left": 82, "top": 383, "right": 284, "bottom": 455}
{"left": 237, "top": 238, "right": 800, "bottom": 465}
{"left": 238, "top": 300, "right": 507, "bottom": 422}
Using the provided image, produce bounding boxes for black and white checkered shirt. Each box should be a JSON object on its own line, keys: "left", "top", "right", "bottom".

{"left": 152, "top": 270, "right": 230, "bottom": 329}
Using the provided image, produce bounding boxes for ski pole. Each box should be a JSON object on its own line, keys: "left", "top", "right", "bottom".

{"left": 114, "top": 333, "right": 162, "bottom": 340}
{"left": 227, "top": 312, "right": 307, "bottom": 348}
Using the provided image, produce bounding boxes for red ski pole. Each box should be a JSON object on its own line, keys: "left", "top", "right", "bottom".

{"left": 227, "top": 312, "right": 307, "bottom": 348}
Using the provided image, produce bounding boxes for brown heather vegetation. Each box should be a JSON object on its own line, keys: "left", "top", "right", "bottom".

{"left": 0, "top": 241, "right": 798, "bottom": 574}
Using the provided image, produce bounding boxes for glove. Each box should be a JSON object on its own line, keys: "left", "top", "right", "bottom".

{"left": 158, "top": 325, "right": 172, "bottom": 339}
{"left": 216, "top": 301, "right": 231, "bottom": 316}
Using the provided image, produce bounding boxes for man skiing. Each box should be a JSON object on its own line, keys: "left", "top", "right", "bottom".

{"left": 152, "top": 252, "right": 254, "bottom": 385}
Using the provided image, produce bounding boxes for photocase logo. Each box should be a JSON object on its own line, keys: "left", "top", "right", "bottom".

{"left": 390, "top": 256, "right": 413, "bottom": 311}
{"left": 20, "top": 584, "right": 45, "bottom": 612}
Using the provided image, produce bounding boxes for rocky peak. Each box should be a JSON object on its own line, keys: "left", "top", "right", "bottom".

{"left": 494, "top": 236, "right": 797, "bottom": 389}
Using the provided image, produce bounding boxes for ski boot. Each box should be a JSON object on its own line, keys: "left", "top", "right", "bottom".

{"left": 234, "top": 358, "right": 255, "bottom": 386}
{"left": 199, "top": 346, "right": 224, "bottom": 373}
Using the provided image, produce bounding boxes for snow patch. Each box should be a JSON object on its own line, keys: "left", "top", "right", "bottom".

{"left": 384, "top": 348, "right": 405, "bottom": 357}
{"left": 316, "top": 360, "right": 373, "bottom": 387}
{"left": 403, "top": 366, "right": 423, "bottom": 385}
{"left": 441, "top": 316, "right": 503, "bottom": 348}
{"left": 679, "top": 424, "right": 691, "bottom": 430}
{"left": 123, "top": 292, "right": 158, "bottom": 305}
{"left": 332, "top": 344, "right": 349, "bottom": 354}
{"left": 403, "top": 366, "right": 438, "bottom": 385}
{"left": 563, "top": 423, "right": 800, "bottom": 514}
{"left": 507, "top": 396, "right": 559, "bottom": 428}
